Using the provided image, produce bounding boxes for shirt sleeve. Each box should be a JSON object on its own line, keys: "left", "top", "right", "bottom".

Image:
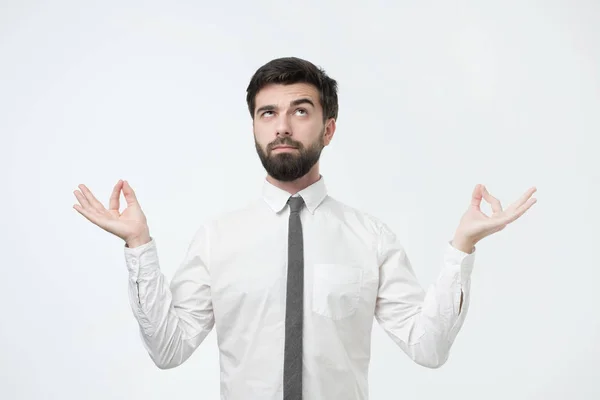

{"left": 373, "top": 221, "right": 476, "bottom": 368}
{"left": 124, "top": 224, "right": 215, "bottom": 369}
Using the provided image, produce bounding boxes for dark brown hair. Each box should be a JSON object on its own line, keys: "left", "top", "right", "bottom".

{"left": 246, "top": 57, "right": 338, "bottom": 122}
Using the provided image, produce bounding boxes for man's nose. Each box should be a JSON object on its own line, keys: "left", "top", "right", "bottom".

{"left": 275, "top": 114, "right": 292, "bottom": 136}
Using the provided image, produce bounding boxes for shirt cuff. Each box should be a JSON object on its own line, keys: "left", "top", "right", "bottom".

{"left": 124, "top": 236, "right": 159, "bottom": 280}
{"left": 445, "top": 239, "right": 476, "bottom": 286}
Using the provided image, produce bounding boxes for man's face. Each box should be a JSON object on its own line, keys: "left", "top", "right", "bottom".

{"left": 253, "top": 82, "right": 334, "bottom": 182}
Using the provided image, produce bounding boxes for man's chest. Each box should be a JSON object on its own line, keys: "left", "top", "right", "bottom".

{"left": 208, "top": 221, "right": 381, "bottom": 322}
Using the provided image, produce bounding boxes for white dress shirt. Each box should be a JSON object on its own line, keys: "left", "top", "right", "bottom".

{"left": 124, "top": 175, "right": 476, "bottom": 400}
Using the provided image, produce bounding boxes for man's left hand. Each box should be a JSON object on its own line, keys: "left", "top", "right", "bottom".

{"left": 452, "top": 184, "right": 537, "bottom": 253}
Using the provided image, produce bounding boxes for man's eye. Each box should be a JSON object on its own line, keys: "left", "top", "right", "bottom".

{"left": 295, "top": 109, "right": 307, "bottom": 116}
{"left": 262, "top": 111, "right": 274, "bottom": 117}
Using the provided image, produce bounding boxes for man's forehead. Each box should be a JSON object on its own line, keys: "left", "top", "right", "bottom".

{"left": 255, "top": 83, "right": 319, "bottom": 105}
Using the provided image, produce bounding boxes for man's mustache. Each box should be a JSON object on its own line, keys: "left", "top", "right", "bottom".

{"left": 269, "top": 140, "right": 300, "bottom": 150}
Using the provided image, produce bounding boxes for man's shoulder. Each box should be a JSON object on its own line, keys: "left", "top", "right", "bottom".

{"left": 202, "top": 198, "right": 264, "bottom": 226}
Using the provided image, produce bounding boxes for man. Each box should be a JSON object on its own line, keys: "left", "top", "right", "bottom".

{"left": 73, "top": 57, "right": 537, "bottom": 399}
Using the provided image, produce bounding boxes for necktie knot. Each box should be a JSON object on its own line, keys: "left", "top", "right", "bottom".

{"left": 287, "top": 196, "right": 305, "bottom": 214}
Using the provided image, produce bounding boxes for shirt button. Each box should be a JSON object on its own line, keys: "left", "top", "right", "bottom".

{"left": 132, "top": 259, "right": 137, "bottom": 265}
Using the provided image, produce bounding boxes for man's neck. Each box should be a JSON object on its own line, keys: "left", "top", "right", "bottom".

{"left": 266, "top": 167, "right": 321, "bottom": 196}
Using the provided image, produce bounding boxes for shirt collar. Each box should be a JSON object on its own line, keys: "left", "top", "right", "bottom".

{"left": 262, "top": 174, "right": 328, "bottom": 215}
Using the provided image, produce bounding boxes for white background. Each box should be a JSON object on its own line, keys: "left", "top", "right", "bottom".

{"left": 1, "top": 0, "right": 599, "bottom": 399}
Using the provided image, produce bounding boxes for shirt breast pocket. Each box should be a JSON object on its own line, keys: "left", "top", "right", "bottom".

{"left": 311, "top": 263, "right": 363, "bottom": 320}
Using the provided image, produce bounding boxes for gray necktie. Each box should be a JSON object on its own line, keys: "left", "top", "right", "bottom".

{"left": 283, "top": 196, "right": 305, "bottom": 400}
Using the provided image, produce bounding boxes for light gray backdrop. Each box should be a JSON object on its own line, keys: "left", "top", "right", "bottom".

{"left": 1, "top": 0, "right": 599, "bottom": 399}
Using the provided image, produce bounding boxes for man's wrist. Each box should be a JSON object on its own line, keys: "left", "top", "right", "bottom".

{"left": 451, "top": 234, "right": 475, "bottom": 254}
{"left": 126, "top": 231, "right": 151, "bottom": 248}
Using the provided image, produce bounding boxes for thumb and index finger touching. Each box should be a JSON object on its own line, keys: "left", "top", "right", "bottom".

{"left": 109, "top": 179, "right": 139, "bottom": 211}
{"left": 470, "top": 184, "right": 502, "bottom": 213}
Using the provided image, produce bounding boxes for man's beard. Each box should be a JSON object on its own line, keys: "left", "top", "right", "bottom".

{"left": 255, "top": 128, "right": 325, "bottom": 182}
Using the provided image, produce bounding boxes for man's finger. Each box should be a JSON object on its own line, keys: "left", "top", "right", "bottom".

{"left": 73, "top": 203, "right": 102, "bottom": 226}
{"left": 504, "top": 197, "right": 537, "bottom": 224}
{"left": 482, "top": 185, "right": 502, "bottom": 213}
{"left": 74, "top": 189, "right": 92, "bottom": 209}
{"left": 122, "top": 180, "right": 139, "bottom": 206}
{"left": 470, "top": 184, "right": 483, "bottom": 208}
{"left": 78, "top": 184, "right": 106, "bottom": 212}
{"left": 109, "top": 180, "right": 123, "bottom": 211}
{"left": 510, "top": 187, "right": 537, "bottom": 211}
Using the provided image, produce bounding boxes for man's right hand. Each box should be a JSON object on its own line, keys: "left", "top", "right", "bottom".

{"left": 73, "top": 180, "right": 151, "bottom": 248}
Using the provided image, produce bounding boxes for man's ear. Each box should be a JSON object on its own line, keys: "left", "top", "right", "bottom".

{"left": 324, "top": 118, "right": 336, "bottom": 146}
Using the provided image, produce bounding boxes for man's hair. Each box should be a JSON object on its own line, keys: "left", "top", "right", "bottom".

{"left": 246, "top": 57, "right": 338, "bottom": 122}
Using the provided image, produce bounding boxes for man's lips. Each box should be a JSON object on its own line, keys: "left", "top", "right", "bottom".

{"left": 273, "top": 146, "right": 297, "bottom": 150}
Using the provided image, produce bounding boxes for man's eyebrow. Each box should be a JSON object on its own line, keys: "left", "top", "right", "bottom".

{"left": 255, "top": 104, "right": 276, "bottom": 115}
{"left": 255, "top": 98, "right": 315, "bottom": 116}
{"left": 290, "top": 98, "right": 315, "bottom": 108}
